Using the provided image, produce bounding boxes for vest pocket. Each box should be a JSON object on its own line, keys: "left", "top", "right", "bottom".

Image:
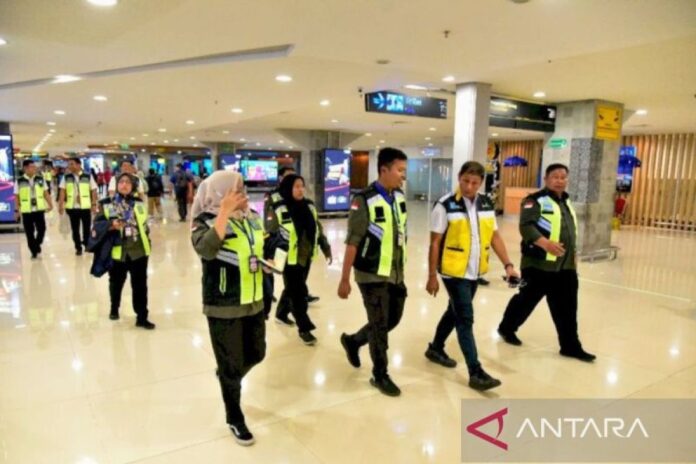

{"left": 219, "top": 267, "right": 227, "bottom": 295}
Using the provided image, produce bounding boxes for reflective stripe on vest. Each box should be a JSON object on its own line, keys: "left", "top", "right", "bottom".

{"left": 439, "top": 192, "right": 495, "bottom": 278}
{"left": 537, "top": 195, "right": 578, "bottom": 262}
{"left": 218, "top": 217, "right": 264, "bottom": 305}
{"left": 364, "top": 190, "right": 408, "bottom": 277}
{"left": 65, "top": 173, "right": 92, "bottom": 209}
{"left": 104, "top": 203, "right": 151, "bottom": 261}
{"left": 275, "top": 203, "right": 319, "bottom": 266}
{"left": 18, "top": 176, "right": 47, "bottom": 213}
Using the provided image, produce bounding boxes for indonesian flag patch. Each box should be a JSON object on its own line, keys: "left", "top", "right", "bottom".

{"left": 523, "top": 200, "right": 535, "bottom": 209}
{"left": 350, "top": 201, "right": 360, "bottom": 211}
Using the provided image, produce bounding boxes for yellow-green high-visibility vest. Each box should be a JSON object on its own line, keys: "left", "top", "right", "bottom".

{"left": 64, "top": 172, "right": 92, "bottom": 209}
{"left": 103, "top": 202, "right": 151, "bottom": 261}
{"left": 18, "top": 175, "right": 47, "bottom": 213}
{"left": 536, "top": 195, "right": 578, "bottom": 262}
{"left": 275, "top": 202, "right": 319, "bottom": 266}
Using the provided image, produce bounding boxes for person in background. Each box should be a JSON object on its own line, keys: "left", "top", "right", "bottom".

{"left": 145, "top": 168, "right": 164, "bottom": 219}
{"left": 42, "top": 161, "right": 54, "bottom": 196}
{"left": 171, "top": 163, "right": 194, "bottom": 222}
{"left": 14, "top": 159, "right": 53, "bottom": 259}
{"left": 59, "top": 157, "right": 98, "bottom": 256}
{"left": 190, "top": 171, "right": 266, "bottom": 446}
{"left": 94, "top": 173, "right": 156, "bottom": 329}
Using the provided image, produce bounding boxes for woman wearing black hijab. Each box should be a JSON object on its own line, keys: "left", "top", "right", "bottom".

{"left": 268, "top": 174, "right": 332, "bottom": 345}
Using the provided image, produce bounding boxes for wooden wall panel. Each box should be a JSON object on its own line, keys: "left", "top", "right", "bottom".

{"left": 350, "top": 151, "right": 369, "bottom": 189}
{"left": 497, "top": 140, "right": 543, "bottom": 208}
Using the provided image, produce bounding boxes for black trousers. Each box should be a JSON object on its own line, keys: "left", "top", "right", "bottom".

{"left": 348, "top": 282, "right": 406, "bottom": 379}
{"left": 67, "top": 208, "right": 91, "bottom": 252}
{"left": 263, "top": 272, "right": 274, "bottom": 318}
{"left": 21, "top": 212, "right": 46, "bottom": 255}
{"left": 108, "top": 256, "right": 149, "bottom": 321}
{"left": 175, "top": 190, "right": 187, "bottom": 220}
{"left": 207, "top": 312, "right": 266, "bottom": 425}
{"left": 280, "top": 263, "right": 315, "bottom": 333}
{"left": 498, "top": 267, "right": 582, "bottom": 352}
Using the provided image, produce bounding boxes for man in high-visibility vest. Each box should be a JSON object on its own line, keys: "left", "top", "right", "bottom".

{"left": 497, "top": 163, "right": 596, "bottom": 362}
{"left": 14, "top": 159, "right": 53, "bottom": 259}
{"left": 58, "top": 157, "right": 98, "bottom": 256}
{"left": 338, "top": 148, "right": 408, "bottom": 397}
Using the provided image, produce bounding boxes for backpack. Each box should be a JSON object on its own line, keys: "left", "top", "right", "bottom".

{"left": 174, "top": 171, "right": 189, "bottom": 190}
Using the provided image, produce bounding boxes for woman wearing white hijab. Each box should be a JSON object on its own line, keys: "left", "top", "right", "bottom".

{"left": 191, "top": 171, "right": 266, "bottom": 446}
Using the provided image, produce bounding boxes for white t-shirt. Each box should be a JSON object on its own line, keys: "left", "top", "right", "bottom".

{"left": 430, "top": 194, "right": 498, "bottom": 280}
{"left": 59, "top": 172, "right": 98, "bottom": 208}
{"left": 108, "top": 175, "right": 146, "bottom": 196}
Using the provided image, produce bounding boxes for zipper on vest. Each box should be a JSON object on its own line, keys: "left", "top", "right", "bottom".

{"left": 361, "top": 237, "right": 370, "bottom": 258}
{"left": 219, "top": 267, "right": 227, "bottom": 294}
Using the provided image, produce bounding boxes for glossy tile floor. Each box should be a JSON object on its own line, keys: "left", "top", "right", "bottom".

{"left": 1, "top": 197, "right": 694, "bottom": 463}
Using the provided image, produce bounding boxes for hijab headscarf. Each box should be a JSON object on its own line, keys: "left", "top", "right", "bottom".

{"left": 279, "top": 174, "right": 316, "bottom": 245}
{"left": 190, "top": 170, "right": 247, "bottom": 221}
{"left": 113, "top": 172, "right": 138, "bottom": 202}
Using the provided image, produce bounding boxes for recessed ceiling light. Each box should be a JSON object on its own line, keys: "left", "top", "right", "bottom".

{"left": 404, "top": 84, "right": 428, "bottom": 91}
{"left": 130, "top": 137, "right": 135, "bottom": 140}
{"left": 275, "top": 74, "right": 293, "bottom": 82}
{"left": 425, "top": 137, "right": 431, "bottom": 141}
{"left": 428, "top": 143, "right": 433, "bottom": 146}
{"left": 289, "top": 145, "right": 294, "bottom": 149}
{"left": 186, "top": 120, "right": 195, "bottom": 125}
{"left": 157, "top": 128, "right": 166, "bottom": 133}
{"left": 442, "top": 76, "right": 456, "bottom": 83}
{"left": 150, "top": 142, "right": 155, "bottom": 146}
{"left": 173, "top": 139, "right": 179, "bottom": 142}
{"left": 87, "top": 0, "right": 118, "bottom": 6}
{"left": 93, "top": 95, "right": 108, "bottom": 101}
{"left": 365, "top": 132, "right": 372, "bottom": 137}
{"left": 54, "top": 110, "right": 66, "bottom": 115}
{"left": 0, "top": 37, "right": 7, "bottom": 46}
{"left": 52, "top": 75, "right": 82, "bottom": 84}
{"left": 46, "top": 121, "right": 56, "bottom": 126}
{"left": 331, "top": 119, "right": 339, "bottom": 123}
{"left": 491, "top": 133, "right": 499, "bottom": 137}
{"left": 278, "top": 140, "right": 284, "bottom": 144}
{"left": 240, "top": 138, "right": 246, "bottom": 142}
{"left": 533, "top": 91, "right": 546, "bottom": 98}
{"left": 636, "top": 109, "right": 648, "bottom": 115}
{"left": 320, "top": 99, "right": 330, "bottom": 106}
{"left": 193, "top": 144, "right": 198, "bottom": 147}
{"left": 379, "top": 139, "right": 386, "bottom": 143}
{"left": 142, "top": 133, "right": 149, "bottom": 137}
{"left": 231, "top": 108, "right": 244, "bottom": 114}
{"left": 164, "top": 140, "right": 169, "bottom": 143}
{"left": 49, "top": 129, "right": 56, "bottom": 133}
{"left": 189, "top": 136, "right": 196, "bottom": 140}
{"left": 256, "top": 142, "right": 261, "bottom": 146}
{"left": 428, "top": 127, "right": 437, "bottom": 131}
{"left": 112, "top": 140, "right": 118, "bottom": 144}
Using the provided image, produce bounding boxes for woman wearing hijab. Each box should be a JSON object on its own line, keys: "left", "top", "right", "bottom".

{"left": 93, "top": 173, "right": 156, "bottom": 329}
{"left": 269, "top": 173, "right": 332, "bottom": 346}
{"left": 190, "top": 171, "right": 266, "bottom": 447}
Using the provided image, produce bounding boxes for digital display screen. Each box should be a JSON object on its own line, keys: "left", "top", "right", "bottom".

{"left": 241, "top": 160, "right": 278, "bottom": 182}
{"left": 365, "top": 91, "right": 447, "bottom": 119}
{"left": 0, "top": 135, "right": 16, "bottom": 223}
{"left": 489, "top": 97, "right": 557, "bottom": 132}
{"left": 323, "top": 149, "right": 351, "bottom": 211}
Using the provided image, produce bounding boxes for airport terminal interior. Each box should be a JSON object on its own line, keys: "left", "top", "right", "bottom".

{"left": 0, "top": 1, "right": 695, "bottom": 463}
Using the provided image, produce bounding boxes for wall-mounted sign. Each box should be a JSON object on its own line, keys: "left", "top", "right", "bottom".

{"left": 596, "top": 105, "right": 622, "bottom": 141}
{"left": 489, "top": 97, "right": 557, "bottom": 132}
{"left": 421, "top": 147, "right": 441, "bottom": 157}
{"left": 0, "top": 135, "right": 16, "bottom": 223}
{"left": 322, "top": 149, "right": 351, "bottom": 211}
{"left": 365, "top": 91, "right": 447, "bottom": 119}
{"left": 619, "top": 145, "right": 636, "bottom": 157}
{"left": 549, "top": 138, "right": 567, "bottom": 149}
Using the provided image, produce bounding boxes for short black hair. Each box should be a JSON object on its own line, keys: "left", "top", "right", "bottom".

{"left": 148, "top": 168, "right": 155, "bottom": 175}
{"left": 22, "top": 159, "right": 35, "bottom": 168}
{"left": 545, "top": 163, "right": 569, "bottom": 177}
{"left": 176, "top": 163, "right": 183, "bottom": 168}
{"left": 69, "top": 157, "right": 81, "bottom": 165}
{"left": 458, "top": 161, "right": 485, "bottom": 179}
{"left": 120, "top": 159, "right": 133, "bottom": 166}
{"left": 377, "top": 147, "right": 408, "bottom": 174}
{"left": 278, "top": 166, "right": 296, "bottom": 177}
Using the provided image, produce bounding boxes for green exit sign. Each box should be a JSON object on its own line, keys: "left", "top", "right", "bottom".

{"left": 549, "top": 138, "right": 567, "bottom": 149}
{"left": 120, "top": 144, "right": 130, "bottom": 150}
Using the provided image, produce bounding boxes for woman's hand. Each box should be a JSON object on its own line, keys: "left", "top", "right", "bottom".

{"left": 219, "top": 189, "right": 248, "bottom": 216}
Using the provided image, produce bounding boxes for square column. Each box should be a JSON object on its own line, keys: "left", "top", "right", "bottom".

{"left": 452, "top": 82, "right": 491, "bottom": 189}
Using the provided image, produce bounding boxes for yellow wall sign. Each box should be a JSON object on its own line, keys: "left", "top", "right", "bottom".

{"left": 596, "top": 105, "right": 622, "bottom": 140}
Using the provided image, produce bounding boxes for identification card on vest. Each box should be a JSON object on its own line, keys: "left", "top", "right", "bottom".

{"left": 398, "top": 232, "right": 404, "bottom": 247}
{"left": 249, "top": 255, "right": 260, "bottom": 273}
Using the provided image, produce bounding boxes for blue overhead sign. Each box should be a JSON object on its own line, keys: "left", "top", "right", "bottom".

{"left": 365, "top": 91, "right": 447, "bottom": 119}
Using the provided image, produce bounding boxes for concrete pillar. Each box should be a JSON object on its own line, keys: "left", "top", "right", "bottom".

{"left": 542, "top": 100, "right": 624, "bottom": 255}
{"left": 452, "top": 82, "right": 491, "bottom": 189}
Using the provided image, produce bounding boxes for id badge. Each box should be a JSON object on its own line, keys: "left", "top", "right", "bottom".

{"left": 398, "top": 232, "right": 405, "bottom": 247}
{"left": 125, "top": 226, "right": 133, "bottom": 238}
{"left": 249, "top": 255, "right": 259, "bottom": 273}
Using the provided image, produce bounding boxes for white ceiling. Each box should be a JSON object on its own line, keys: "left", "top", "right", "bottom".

{"left": 1, "top": 0, "right": 695, "bottom": 153}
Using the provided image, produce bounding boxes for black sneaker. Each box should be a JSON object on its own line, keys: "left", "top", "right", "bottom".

{"left": 307, "top": 294, "right": 320, "bottom": 304}
{"left": 340, "top": 333, "right": 361, "bottom": 368}
{"left": 76, "top": 249, "right": 83, "bottom": 256}
{"left": 109, "top": 312, "right": 120, "bottom": 321}
{"left": 425, "top": 343, "right": 457, "bottom": 368}
{"left": 229, "top": 422, "right": 255, "bottom": 446}
{"left": 370, "top": 375, "right": 401, "bottom": 397}
{"left": 135, "top": 320, "right": 156, "bottom": 330}
{"left": 477, "top": 277, "right": 490, "bottom": 286}
{"left": 497, "top": 328, "right": 523, "bottom": 346}
{"left": 31, "top": 252, "right": 38, "bottom": 259}
{"left": 469, "top": 367, "right": 502, "bottom": 391}
{"left": 299, "top": 331, "right": 317, "bottom": 346}
{"left": 274, "top": 315, "right": 295, "bottom": 326}
{"left": 560, "top": 349, "right": 596, "bottom": 362}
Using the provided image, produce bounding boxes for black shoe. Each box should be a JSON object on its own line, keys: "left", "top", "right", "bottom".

{"left": 560, "top": 349, "right": 596, "bottom": 362}
{"left": 340, "top": 333, "right": 361, "bottom": 368}
{"left": 477, "top": 277, "right": 490, "bottom": 286}
{"left": 274, "top": 315, "right": 295, "bottom": 326}
{"left": 179, "top": 218, "right": 186, "bottom": 223}
{"left": 229, "top": 422, "right": 255, "bottom": 446}
{"left": 135, "top": 320, "right": 156, "bottom": 330}
{"left": 498, "top": 328, "right": 523, "bottom": 346}
{"left": 299, "top": 331, "right": 317, "bottom": 346}
{"left": 31, "top": 252, "right": 38, "bottom": 259}
{"left": 109, "top": 312, "right": 120, "bottom": 321}
{"left": 370, "top": 375, "right": 401, "bottom": 397}
{"left": 272, "top": 296, "right": 278, "bottom": 303}
{"left": 76, "top": 249, "right": 83, "bottom": 256}
{"left": 468, "top": 367, "right": 502, "bottom": 391}
{"left": 307, "top": 294, "right": 320, "bottom": 304}
{"left": 425, "top": 343, "right": 457, "bottom": 368}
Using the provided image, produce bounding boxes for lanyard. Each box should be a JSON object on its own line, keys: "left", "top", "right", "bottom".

{"left": 230, "top": 218, "right": 255, "bottom": 248}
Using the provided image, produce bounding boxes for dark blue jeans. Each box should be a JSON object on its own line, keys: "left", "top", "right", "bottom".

{"left": 432, "top": 278, "right": 480, "bottom": 374}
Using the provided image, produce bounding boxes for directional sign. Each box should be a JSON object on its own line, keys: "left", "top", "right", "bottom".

{"left": 365, "top": 91, "right": 447, "bottom": 119}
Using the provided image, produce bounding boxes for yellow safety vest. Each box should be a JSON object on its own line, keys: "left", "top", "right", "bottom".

{"left": 18, "top": 175, "right": 47, "bottom": 213}
{"left": 354, "top": 186, "right": 408, "bottom": 277}
{"left": 64, "top": 172, "right": 92, "bottom": 209}
{"left": 213, "top": 215, "right": 264, "bottom": 305}
{"left": 439, "top": 192, "right": 496, "bottom": 278}
{"left": 536, "top": 195, "right": 578, "bottom": 262}
{"left": 275, "top": 202, "right": 319, "bottom": 266}
{"left": 103, "top": 202, "right": 151, "bottom": 261}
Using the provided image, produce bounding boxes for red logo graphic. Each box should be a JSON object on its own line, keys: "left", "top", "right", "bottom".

{"left": 466, "top": 407, "right": 508, "bottom": 451}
